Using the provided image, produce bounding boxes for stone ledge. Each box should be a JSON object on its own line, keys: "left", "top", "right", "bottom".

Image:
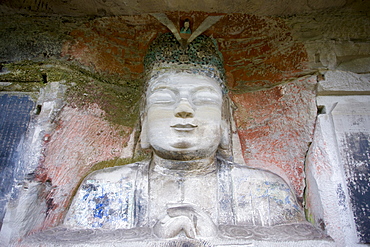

{"left": 23, "top": 223, "right": 333, "bottom": 247}
{"left": 318, "top": 71, "right": 370, "bottom": 95}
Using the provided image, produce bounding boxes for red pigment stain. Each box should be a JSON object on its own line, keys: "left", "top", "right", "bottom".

{"left": 33, "top": 105, "right": 132, "bottom": 230}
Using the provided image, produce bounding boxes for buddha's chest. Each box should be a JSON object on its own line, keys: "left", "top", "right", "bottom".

{"left": 148, "top": 171, "right": 218, "bottom": 226}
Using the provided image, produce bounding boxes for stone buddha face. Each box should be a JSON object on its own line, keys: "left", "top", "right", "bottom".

{"left": 141, "top": 72, "right": 227, "bottom": 161}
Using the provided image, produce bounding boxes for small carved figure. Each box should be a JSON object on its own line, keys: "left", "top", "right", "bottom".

{"left": 180, "top": 19, "right": 191, "bottom": 34}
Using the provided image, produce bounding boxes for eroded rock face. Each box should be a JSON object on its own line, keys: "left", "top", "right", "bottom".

{"left": 305, "top": 71, "right": 370, "bottom": 245}
{"left": 0, "top": 10, "right": 369, "bottom": 246}
{"left": 60, "top": 70, "right": 315, "bottom": 245}
{"left": 1, "top": 0, "right": 369, "bottom": 17}
{"left": 51, "top": 30, "right": 324, "bottom": 245}
{"left": 34, "top": 105, "right": 133, "bottom": 229}
{"left": 231, "top": 76, "right": 317, "bottom": 197}
{"left": 61, "top": 14, "right": 309, "bottom": 92}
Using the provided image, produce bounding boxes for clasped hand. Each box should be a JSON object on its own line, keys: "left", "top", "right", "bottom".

{"left": 153, "top": 203, "right": 217, "bottom": 239}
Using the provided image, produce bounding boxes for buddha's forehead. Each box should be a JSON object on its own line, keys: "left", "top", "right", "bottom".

{"left": 147, "top": 73, "right": 222, "bottom": 94}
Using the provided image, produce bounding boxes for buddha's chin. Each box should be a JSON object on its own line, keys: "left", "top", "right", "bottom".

{"left": 170, "top": 141, "right": 193, "bottom": 149}
{"left": 153, "top": 145, "right": 208, "bottom": 161}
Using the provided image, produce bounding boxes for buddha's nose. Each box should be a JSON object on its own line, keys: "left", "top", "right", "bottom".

{"left": 174, "top": 99, "right": 194, "bottom": 118}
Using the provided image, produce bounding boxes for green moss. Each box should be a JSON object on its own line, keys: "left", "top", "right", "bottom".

{"left": 2, "top": 59, "right": 148, "bottom": 211}
{"left": 304, "top": 207, "right": 315, "bottom": 225}
{"left": 303, "top": 182, "right": 316, "bottom": 225}
{"left": 0, "top": 60, "right": 143, "bottom": 127}
{"left": 65, "top": 67, "right": 143, "bottom": 127}
{"left": 0, "top": 15, "right": 87, "bottom": 62}
{"left": 0, "top": 61, "right": 43, "bottom": 96}
{"left": 89, "top": 154, "right": 150, "bottom": 173}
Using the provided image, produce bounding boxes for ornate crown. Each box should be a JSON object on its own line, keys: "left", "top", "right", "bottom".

{"left": 144, "top": 33, "right": 226, "bottom": 90}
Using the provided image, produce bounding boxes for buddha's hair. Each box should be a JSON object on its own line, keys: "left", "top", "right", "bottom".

{"left": 143, "top": 33, "right": 227, "bottom": 94}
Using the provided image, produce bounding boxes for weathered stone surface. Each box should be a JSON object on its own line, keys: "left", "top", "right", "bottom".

{"left": 230, "top": 76, "right": 317, "bottom": 197}
{"left": 23, "top": 223, "right": 333, "bottom": 246}
{"left": 1, "top": 0, "right": 369, "bottom": 17}
{"left": 287, "top": 12, "right": 370, "bottom": 43}
{"left": 0, "top": 14, "right": 315, "bottom": 203}
{"left": 0, "top": 64, "right": 143, "bottom": 243}
{"left": 306, "top": 70, "right": 370, "bottom": 245}
{"left": 0, "top": 15, "right": 83, "bottom": 62}
{"left": 318, "top": 71, "right": 370, "bottom": 95}
{"left": 33, "top": 104, "right": 133, "bottom": 230}
{"left": 61, "top": 14, "right": 309, "bottom": 91}
{"left": 62, "top": 15, "right": 167, "bottom": 81}
{"left": 305, "top": 114, "right": 354, "bottom": 246}
{"left": 286, "top": 12, "right": 370, "bottom": 72}
{"left": 56, "top": 35, "right": 319, "bottom": 244}
{"left": 337, "top": 57, "right": 370, "bottom": 74}
{"left": 207, "top": 14, "right": 309, "bottom": 92}
{"left": 309, "top": 95, "right": 370, "bottom": 245}
{"left": 332, "top": 99, "right": 370, "bottom": 243}
{"left": 0, "top": 94, "right": 34, "bottom": 227}
{"left": 55, "top": 13, "right": 319, "bottom": 204}
{"left": 0, "top": 9, "right": 369, "bottom": 247}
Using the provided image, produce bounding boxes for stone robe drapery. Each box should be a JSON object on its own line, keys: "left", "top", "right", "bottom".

{"left": 64, "top": 157, "right": 304, "bottom": 230}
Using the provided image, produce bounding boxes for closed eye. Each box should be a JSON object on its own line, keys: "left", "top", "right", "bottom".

{"left": 147, "top": 89, "right": 176, "bottom": 105}
{"left": 191, "top": 89, "right": 222, "bottom": 106}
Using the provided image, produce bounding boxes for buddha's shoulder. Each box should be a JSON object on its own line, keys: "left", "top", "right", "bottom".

{"left": 84, "top": 160, "right": 150, "bottom": 183}
{"left": 228, "top": 162, "right": 289, "bottom": 186}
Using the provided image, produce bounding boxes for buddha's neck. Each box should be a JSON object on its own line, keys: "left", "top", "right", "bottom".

{"left": 151, "top": 153, "right": 217, "bottom": 176}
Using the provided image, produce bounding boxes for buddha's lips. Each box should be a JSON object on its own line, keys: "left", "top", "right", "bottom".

{"left": 171, "top": 123, "right": 198, "bottom": 131}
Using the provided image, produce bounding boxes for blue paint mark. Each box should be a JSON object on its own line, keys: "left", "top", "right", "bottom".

{"left": 82, "top": 193, "right": 89, "bottom": 201}
{"left": 94, "top": 207, "right": 104, "bottom": 219}
{"left": 93, "top": 194, "right": 110, "bottom": 219}
{"left": 275, "top": 199, "right": 283, "bottom": 205}
{"left": 285, "top": 196, "right": 291, "bottom": 204}
{"left": 82, "top": 183, "right": 98, "bottom": 192}
{"left": 92, "top": 222, "right": 103, "bottom": 228}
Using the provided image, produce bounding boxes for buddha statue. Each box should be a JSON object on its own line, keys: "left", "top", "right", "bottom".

{"left": 62, "top": 34, "right": 324, "bottom": 244}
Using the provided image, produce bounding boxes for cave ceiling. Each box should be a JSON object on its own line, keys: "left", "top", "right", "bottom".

{"left": 0, "top": 0, "right": 369, "bottom": 17}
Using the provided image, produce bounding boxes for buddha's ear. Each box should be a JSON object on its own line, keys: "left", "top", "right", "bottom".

{"left": 140, "top": 118, "right": 150, "bottom": 149}
{"left": 220, "top": 120, "right": 230, "bottom": 150}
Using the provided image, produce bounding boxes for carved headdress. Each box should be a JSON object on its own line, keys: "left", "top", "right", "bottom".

{"left": 144, "top": 33, "right": 226, "bottom": 92}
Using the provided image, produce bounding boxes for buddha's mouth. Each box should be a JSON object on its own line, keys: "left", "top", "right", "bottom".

{"left": 171, "top": 123, "right": 198, "bottom": 131}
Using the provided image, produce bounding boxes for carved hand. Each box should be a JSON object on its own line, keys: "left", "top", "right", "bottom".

{"left": 153, "top": 203, "right": 217, "bottom": 239}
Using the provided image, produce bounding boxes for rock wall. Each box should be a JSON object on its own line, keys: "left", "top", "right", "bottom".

{"left": 0, "top": 94, "right": 34, "bottom": 230}
{"left": 305, "top": 71, "right": 370, "bottom": 245}
{"left": 0, "top": 10, "right": 369, "bottom": 246}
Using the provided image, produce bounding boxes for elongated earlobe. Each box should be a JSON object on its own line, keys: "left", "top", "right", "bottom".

{"left": 220, "top": 120, "right": 230, "bottom": 150}
{"left": 140, "top": 118, "right": 150, "bottom": 149}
